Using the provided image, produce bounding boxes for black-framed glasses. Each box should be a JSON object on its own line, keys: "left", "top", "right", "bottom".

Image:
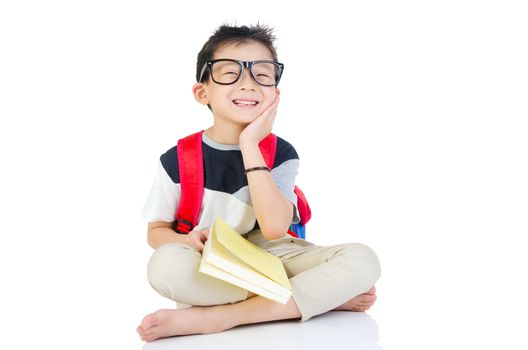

{"left": 198, "top": 59, "right": 284, "bottom": 87}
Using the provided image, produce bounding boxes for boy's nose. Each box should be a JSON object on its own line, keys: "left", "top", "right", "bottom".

{"left": 237, "top": 69, "right": 257, "bottom": 90}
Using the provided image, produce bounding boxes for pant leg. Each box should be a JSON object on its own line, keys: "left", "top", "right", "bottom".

{"left": 147, "top": 242, "right": 248, "bottom": 306}
{"left": 277, "top": 242, "right": 381, "bottom": 322}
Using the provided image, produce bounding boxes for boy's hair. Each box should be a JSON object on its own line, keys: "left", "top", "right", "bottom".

{"left": 196, "top": 23, "right": 278, "bottom": 83}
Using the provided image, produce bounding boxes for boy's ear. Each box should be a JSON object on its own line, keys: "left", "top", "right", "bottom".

{"left": 192, "top": 82, "right": 209, "bottom": 105}
{"left": 275, "top": 88, "right": 281, "bottom": 97}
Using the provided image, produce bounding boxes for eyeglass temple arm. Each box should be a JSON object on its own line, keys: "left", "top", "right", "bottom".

{"left": 198, "top": 62, "right": 209, "bottom": 82}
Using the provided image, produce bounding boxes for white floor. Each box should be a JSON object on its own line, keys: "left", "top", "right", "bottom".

{"left": 141, "top": 311, "right": 382, "bottom": 350}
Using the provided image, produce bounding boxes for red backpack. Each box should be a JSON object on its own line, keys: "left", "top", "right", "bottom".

{"left": 174, "top": 131, "right": 311, "bottom": 238}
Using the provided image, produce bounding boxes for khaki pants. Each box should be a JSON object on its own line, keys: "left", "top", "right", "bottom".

{"left": 147, "top": 231, "right": 381, "bottom": 322}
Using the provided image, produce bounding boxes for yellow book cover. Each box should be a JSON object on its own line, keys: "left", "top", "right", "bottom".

{"left": 199, "top": 217, "right": 292, "bottom": 303}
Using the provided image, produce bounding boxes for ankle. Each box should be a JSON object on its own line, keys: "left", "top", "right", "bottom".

{"left": 206, "top": 305, "right": 237, "bottom": 332}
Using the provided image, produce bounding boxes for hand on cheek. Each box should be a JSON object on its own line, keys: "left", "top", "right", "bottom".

{"left": 239, "top": 94, "right": 280, "bottom": 146}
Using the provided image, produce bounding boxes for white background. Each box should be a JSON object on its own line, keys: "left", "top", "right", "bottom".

{"left": 1, "top": 1, "right": 527, "bottom": 349}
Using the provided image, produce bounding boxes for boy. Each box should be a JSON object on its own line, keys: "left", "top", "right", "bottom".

{"left": 137, "top": 24, "right": 381, "bottom": 342}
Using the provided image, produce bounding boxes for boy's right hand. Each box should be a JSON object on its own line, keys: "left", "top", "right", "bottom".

{"left": 239, "top": 95, "right": 280, "bottom": 146}
{"left": 184, "top": 229, "right": 209, "bottom": 252}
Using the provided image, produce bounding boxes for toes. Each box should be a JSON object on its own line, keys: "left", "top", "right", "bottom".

{"left": 139, "top": 328, "right": 158, "bottom": 342}
{"left": 141, "top": 314, "right": 155, "bottom": 329}
{"left": 144, "top": 334, "right": 158, "bottom": 342}
{"left": 144, "top": 328, "right": 162, "bottom": 342}
{"left": 362, "top": 297, "right": 376, "bottom": 305}
{"left": 363, "top": 294, "right": 377, "bottom": 302}
{"left": 137, "top": 323, "right": 159, "bottom": 342}
{"left": 137, "top": 327, "right": 149, "bottom": 339}
{"left": 353, "top": 307, "right": 367, "bottom": 312}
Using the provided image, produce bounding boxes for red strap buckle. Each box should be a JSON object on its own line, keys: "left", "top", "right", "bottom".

{"left": 176, "top": 219, "right": 193, "bottom": 234}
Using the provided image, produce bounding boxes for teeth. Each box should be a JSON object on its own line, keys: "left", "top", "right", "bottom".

{"left": 234, "top": 100, "right": 257, "bottom": 105}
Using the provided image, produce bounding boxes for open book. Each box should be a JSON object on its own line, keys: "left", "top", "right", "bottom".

{"left": 198, "top": 217, "right": 292, "bottom": 304}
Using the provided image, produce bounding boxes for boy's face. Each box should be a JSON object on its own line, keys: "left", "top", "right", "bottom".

{"left": 193, "top": 41, "right": 280, "bottom": 127}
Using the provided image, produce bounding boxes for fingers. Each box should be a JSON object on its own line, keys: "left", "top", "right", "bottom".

{"left": 262, "top": 95, "right": 280, "bottom": 111}
{"left": 239, "top": 96, "right": 280, "bottom": 145}
{"left": 269, "top": 95, "right": 280, "bottom": 110}
{"left": 255, "top": 97, "right": 279, "bottom": 134}
{"left": 192, "top": 236, "right": 204, "bottom": 252}
{"left": 258, "top": 95, "right": 280, "bottom": 121}
{"left": 185, "top": 230, "right": 206, "bottom": 252}
{"left": 195, "top": 229, "right": 209, "bottom": 252}
{"left": 264, "top": 96, "right": 280, "bottom": 118}
{"left": 200, "top": 229, "right": 210, "bottom": 239}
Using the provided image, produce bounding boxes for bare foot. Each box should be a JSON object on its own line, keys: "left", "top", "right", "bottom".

{"left": 137, "top": 307, "right": 232, "bottom": 342}
{"left": 333, "top": 287, "right": 377, "bottom": 312}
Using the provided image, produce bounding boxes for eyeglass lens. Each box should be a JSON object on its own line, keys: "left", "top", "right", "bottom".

{"left": 211, "top": 61, "right": 279, "bottom": 86}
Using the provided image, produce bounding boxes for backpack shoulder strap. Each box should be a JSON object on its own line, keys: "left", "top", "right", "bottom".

{"left": 259, "top": 133, "right": 277, "bottom": 168}
{"left": 175, "top": 131, "right": 204, "bottom": 234}
{"left": 294, "top": 185, "right": 311, "bottom": 225}
{"left": 176, "top": 132, "right": 276, "bottom": 234}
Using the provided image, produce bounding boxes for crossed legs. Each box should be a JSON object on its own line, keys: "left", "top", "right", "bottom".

{"left": 137, "top": 241, "right": 379, "bottom": 341}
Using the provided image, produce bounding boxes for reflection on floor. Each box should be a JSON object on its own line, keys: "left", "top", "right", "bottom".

{"left": 143, "top": 311, "right": 382, "bottom": 350}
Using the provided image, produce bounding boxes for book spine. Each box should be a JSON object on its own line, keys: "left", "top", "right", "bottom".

{"left": 198, "top": 261, "right": 291, "bottom": 304}
{"left": 204, "top": 253, "right": 292, "bottom": 295}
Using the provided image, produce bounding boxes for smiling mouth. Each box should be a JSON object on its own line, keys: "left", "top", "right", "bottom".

{"left": 233, "top": 99, "right": 259, "bottom": 107}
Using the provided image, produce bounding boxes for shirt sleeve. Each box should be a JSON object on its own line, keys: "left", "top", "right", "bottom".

{"left": 141, "top": 159, "right": 181, "bottom": 222}
{"left": 271, "top": 137, "right": 301, "bottom": 224}
{"left": 271, "top": 159, "right": 300, "bottom": 224}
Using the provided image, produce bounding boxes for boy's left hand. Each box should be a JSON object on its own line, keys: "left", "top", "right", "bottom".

{"left": 239, "top": 96, "right": 280, "bottom": 146}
